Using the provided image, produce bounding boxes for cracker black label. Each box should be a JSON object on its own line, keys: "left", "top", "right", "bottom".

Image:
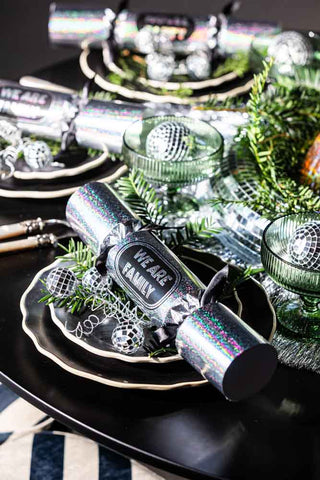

{"left": 115, "top": 241, "right": 180, "bottom": 309}
{"left": 0, "top": 85, "right": 52, "bottom": 121}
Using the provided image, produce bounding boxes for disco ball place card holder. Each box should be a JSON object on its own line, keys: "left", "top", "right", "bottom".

{"left": 122, "top": 115, "right": 224, "bottom": 207}
{"left": 261, "top": 212, "right": 320, "bottom": 339}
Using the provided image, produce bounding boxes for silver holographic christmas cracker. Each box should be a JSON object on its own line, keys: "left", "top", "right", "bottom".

{"left": 66, "top": 182, "right": 277, "bottom": 400}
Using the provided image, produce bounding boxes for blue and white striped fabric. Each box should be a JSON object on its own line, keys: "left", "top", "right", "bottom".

{"left": 0, "top": 384, "right": 166, "bottom": 480}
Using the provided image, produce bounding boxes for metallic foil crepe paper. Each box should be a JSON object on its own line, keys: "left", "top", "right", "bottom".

{"left": 0, "top": 80, "right": 77, "bottom": 141}
{"left": 48, "top": 5, "right": 218, "bottom": 54}
{"left": 176, "top": 302, "right": 278, "bottom": 401}
{"left": 74, "top": 99, "right": 146, "bottom": 152}
{"left": 218, "top": 17, "right": 281, "bottom": 55}
{"left": 48, "top": 4, "right": 114, "bottom": 47}
{"left": 66, "top": 182, "right": 141, "bottom": 256}
{"left": 106, "top": 228, "right": 202, "bottom": 327}
{"left": 0, "top": 80, "right": 147, "bottom": 153}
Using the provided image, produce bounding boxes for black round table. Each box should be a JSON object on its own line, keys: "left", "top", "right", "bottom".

{"left": 0, "top": 60, "right": 320, "bottom": 480}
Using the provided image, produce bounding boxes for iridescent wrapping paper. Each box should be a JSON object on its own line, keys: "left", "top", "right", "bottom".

{"left": 74, "top": 99, "right": 146, "bottom": 152}
{"left": 66, "top": 182, "right": 277, "bottom": 399}
{"left": 48, "top": 5, "right": 218, "bottom": 53}
{"left": 0, "top": 80, "right": 147, "bottom": 153}
{"left": 48, "top": 5, "right": 114, "bottom": 47}
{"left": 114, "top": 10, "right": 218, "bottom": 54}
{"left": 66, "top": 182, "right": 141, "bottom": 256}
{"left": 218, "top": 17, "right": 280, "bottom": 54}
{"left": 0, "top": 81, "right": 77, "bottom": 141}
{"left": 176, "top": 302, "right": 277, "bottom": 401}
{"left": 106, "top": 228, "right": 202, "bottom": 327}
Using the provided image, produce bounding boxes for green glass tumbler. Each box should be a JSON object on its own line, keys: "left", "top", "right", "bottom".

{"left": 122, "top": 115, "right": 224, "bottom": 187}
{"left": 261, "top": 212, "right": 320, "bottom": 339}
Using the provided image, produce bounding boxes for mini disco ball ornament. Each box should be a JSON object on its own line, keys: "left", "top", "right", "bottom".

{"left": 301, "top": 133, "right": 320, "bottom": 193}
{"left": 288, "top": 221, "right": 320, "bottom": 272}
{"left": 46, "top": 267, "right": 78, "bottom": 298}
{"left": 146, "top": 53, "right": 175, "bottom": 81}
{"left": 111, "top": 321, "right": 144, "bottom": 355}
{"left": 268, "top": 31, "right": 313, "bottom": 72}
{"left": 0, "top": 120, "right": 21, "bottom": 146}
{"left": 146, "top": 120, "right": 191, "bottom": 162}
{"left": 82, "top": 267, "right": 113, "bottom": 297}
{"left": 186, "top": 50, "right": 211, "bottom": 80}
{"left": 23, "top": 141, "right": 53, "bottom": 170}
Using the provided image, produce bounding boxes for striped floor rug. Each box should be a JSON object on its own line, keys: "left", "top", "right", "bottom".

{"left": 0, "top": 384, "right": 168, "bottom": 480}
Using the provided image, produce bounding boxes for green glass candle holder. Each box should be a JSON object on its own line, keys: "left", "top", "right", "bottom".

{"left": 122, "top": 115, "right": 224, "bottom": 187}
{"left": 261, "top": 212, "right": 320, "bottom": 339}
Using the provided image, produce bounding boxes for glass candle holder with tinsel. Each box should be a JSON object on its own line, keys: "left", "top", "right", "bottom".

{"left": 122, "top": 115, "right": 223, "bottom": 211}
{"left": 261, "top": 212, "right": 320, "bottom": 339}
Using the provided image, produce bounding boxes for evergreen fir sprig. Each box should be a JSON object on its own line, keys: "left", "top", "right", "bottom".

{"left": 116, "top": 169, "right": 165, "bottom": 225}
{"left": 168, "top": 217, "right": 220, "bottom": 248}
{"left": 213, "top": 58, "right": 320, "bottom": 218}
{"left": 56, "top": 239, "right": 95, "bottom": 278}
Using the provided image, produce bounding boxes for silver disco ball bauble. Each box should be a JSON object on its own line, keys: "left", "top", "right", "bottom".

{"left": 111, "top": 321, "right": 144, "bottom": 355}
{"left": 23, "top": 141, "right": 53, "bottom": 170}
{"left": 146, "top": 120, "right": 191, "bottom": 162}
{"left": 288, "top": 221, "right": 320, "bottom": 271}
{"left": 268, "top": 31, "right": 313, "bottom": 71}
{"left": 186, "top": 50, "right": 211, "bottom": 80}
{"left": 82, "top": 267, "right": 113, "bottom": 297}
{"left": 135, "top": 27, "right": 155, "bottom": 54}
{"left": 46, "top": 267, "right": 78, "bottom": 298}
{"left": 0, "top": 120, "right": 21, "bottom": 146}
{"left": 146, "top": 53, "right": 175, "bottom": 81}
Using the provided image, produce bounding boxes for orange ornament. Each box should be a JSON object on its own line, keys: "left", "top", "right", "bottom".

{"left": 301, "top": 133, "right": 320, "bottom": 193}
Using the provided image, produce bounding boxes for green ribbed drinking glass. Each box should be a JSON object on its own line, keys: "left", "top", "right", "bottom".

{"left": 122, "top": 115, "right": 224, "bottom": 187}
{"left": 261, "top": 212, "right": 320, "bottom": 339}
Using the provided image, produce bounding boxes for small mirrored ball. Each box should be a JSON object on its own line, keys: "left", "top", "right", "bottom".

{"left": 82, "top": 267, "right": 113, "bottom": 297}
{"left": 146, "top": 120, "right": 191, "bottom": 161}
{"left": 111, "top": 321, "right": 144, "bottom": 355}
{"left": 46, "top": 267, "right": 78, "bottom": 298}
{"left": 23, "top": 141, "right": 53, "bottom": 170}
{"left": 186, "top": 50, "right": 211, "bottom": 80}
{"left": 288, "top": 221, "right": 320, "bottom": 271}
{"left": 146, "top": 53, "right": 175, "bottom": 81}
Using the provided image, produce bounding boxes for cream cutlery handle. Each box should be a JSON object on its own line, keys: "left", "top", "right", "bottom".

{"left": 0, "top": 222, "right": 28, "bottom": 240}
{"left": 0, "top": 218, "right": 43, "bottom": 240}
{"left": 19, "top": 76, "right": 76, "bottom": 95}
{"left": 0, "top": 234, "right": 56, "bottom": 253}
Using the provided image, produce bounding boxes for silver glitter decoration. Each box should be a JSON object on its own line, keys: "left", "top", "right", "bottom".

{"left": 0, "top": 120, "right": 21, "bottom": 146}
{"left": 146, "top": 120, "right": 190, "bottom": 162}
{"left": 288, "top": 221, "right": 320, "bottom": 271}
{"left": 23, "top": 141, "right": 53, "bottom": 170}
{"left": 82, "top": 266, "right": 113, "bottom": 297}
{"left": 111, "top": 321, "right": 144, "bottom": 355}
{"left": 186, "top": 50, "right": 211, "bottom": 80}
{"left": 135, "top": 27, "right": 172, "bottom": 55}
{"left": 146, "top": 53, "right": 175, "bottom": 81}
{"left": 268, "top": 31, "right": 313, "bottom": 72}
{"left": 46, "top": 267, "right": 78, "bottom": 298}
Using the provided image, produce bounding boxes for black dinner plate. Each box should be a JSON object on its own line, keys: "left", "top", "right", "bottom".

{"left": 21, "top": 247, "right": 276, "bottom": 390}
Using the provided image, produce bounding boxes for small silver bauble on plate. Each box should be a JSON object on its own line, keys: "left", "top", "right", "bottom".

{"left": 146, "top": 53, "right": 175, "bottom": 81}
{"left": 268, "top": 31, "right": 313, "bottom": 73}
{"left": 288, "top": 221, "right": 320, "bottom": 271}
{"left": 0, "top": 120, "right": 21, "bottom": 146}
{"left": 46, "top": 267, "right": 78, "bottom": 298}
{"left": 111, "top": 321, "right": 144, "bottom": 355}
{"left": 82, "top": 266, "right": 113, "bottom": 297}
{"left": 146, "top": 120, "right": 191, "bottom": 162}
{"left": 186, "top": 50, "right": 211, "bottom": 80}
{"left": 23, "top": 141, "right": 53, "bottom": 170}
